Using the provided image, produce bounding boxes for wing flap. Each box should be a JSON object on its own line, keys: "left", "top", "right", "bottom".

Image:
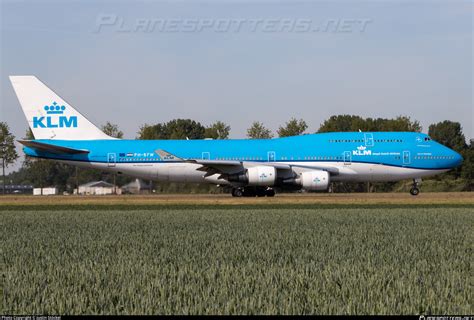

{"left": 187, "top": 159, "right": 244, "bottom": 175}
{"left": 291, "top": 164, "right": 340, "bottom": 175}
{"left": 188, "top": 159, "right": 341, "bottom": 176}
{"left": 189, "top": 159, "right": 242, "bottom": 166}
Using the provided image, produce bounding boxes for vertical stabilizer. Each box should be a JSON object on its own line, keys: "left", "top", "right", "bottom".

{"left": 9, "top": 76, "right": 114, "bottom": 140}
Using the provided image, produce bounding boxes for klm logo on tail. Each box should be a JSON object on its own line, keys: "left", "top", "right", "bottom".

{"left": 33, "top": 102, "right": 78, "bottom": 128}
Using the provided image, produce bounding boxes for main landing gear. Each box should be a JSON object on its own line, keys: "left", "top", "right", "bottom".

{"left": 231, "top": 187, "right": 275, "bottom": 197}
{"left": 410, "top": 178, "right": 421, "bottom": 196}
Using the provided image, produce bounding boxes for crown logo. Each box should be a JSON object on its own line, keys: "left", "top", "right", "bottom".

{"left": 44, "top": 102, "right": 66, "bottom": 114}
{"left": 357, "top": 145, "right": 366, "bottom": 151}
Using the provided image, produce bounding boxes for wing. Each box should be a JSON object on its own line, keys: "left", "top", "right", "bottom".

{"left": 156, "top": 149, "right": 342, "bottom": 177}
{"left": 188, "top": 159, "right": 341, "bottom": 177}
{"left": 186, "top": 159, "right": 244, "bottom": 177}
{"left": 290, "top": 164, "right": 340, "bottom": 175}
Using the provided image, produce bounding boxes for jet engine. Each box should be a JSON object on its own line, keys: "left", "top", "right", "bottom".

{"left": 247, "top": 166, "right": 276, "bottom": 186}
{"left": 299, "top": 170, "right": 330, "bottom": 191}
{"left": 228, "top": 166, "right": 276, "bottom": 186}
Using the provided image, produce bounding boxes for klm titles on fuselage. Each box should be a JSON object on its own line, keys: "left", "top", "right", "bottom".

{"left": 32, "top": 102, "right": 78, "bottom": 128}
{"left": 352, "top": 145, "right": 372, "bottom": 156}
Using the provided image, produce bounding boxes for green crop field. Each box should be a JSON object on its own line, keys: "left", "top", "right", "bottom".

{"left": 1, "top": 204, "right": 472, "bottom": 315}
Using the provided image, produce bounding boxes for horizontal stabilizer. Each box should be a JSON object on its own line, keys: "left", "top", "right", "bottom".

{"left": 19, "top": 140, "right": 90, "bottom": 154}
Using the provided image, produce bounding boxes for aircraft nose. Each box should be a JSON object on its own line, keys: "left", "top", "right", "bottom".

{"left": 451, "top": 151, "right": 463, "bottom": 168}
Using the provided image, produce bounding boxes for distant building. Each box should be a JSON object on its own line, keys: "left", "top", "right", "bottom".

{"left": 33, "top": 187, "right": 58, "bottom": 196}
{"left": 75, "top": 181, "right": 121, "bottom": 195}
{"left": 121, "top": 179, "right": 152, "bottom": 194}
{"left": 0, "top": 184, "right": 34, "bottom": 194}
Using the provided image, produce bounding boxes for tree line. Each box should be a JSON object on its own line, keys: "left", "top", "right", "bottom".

{"left": 0, "top": 115, "right": 472, "bottom": 193}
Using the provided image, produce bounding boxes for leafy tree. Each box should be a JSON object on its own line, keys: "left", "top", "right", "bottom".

{"left": 166, "top": 119, "right": 206, "bottom": 140}
{"left": 27, "top": 160, "right": 65, "bottom": 192}
{"left": 0, "top": 122, "right": 19, "bottom": 167}
{"left": 0, "top": 122, "right": 19, "bottom": 193}
{"left": 428, "top": 121, "right": 466, "bottom": 153}
{"left": 277, "top": 118, "right": 308, "bottom": 137}
{"left": 205, "top": 121, "right": 230, "bottom": 139}
{"left": 247, "top": 121, "right": 273, "bottom": 139}
{"left": 138, "top": 124, "right": 166, "bottom": 140}
{"left": 460, "top": 141, "right": 473, "bottom": 190}
{"left": 318, "top": 115, "right": 366, "bottom": 132}
{"left": 427, "top": 121, "right": 467, "bottom": 180}
{"left": 375, "top": 116, "right": 422, "bottom": 132}
{"left": 100, "top": 122, "right": 124, "bottom": 193}
{"left": 138, "top": 119, "right": 206, "bottom": 140}
{"left": 24, "top": 128, "right": 34, "bottom": 140}
{"left": 318, "top": 115, "right": 421, "bottom": 133}
{"left": 101, "top": 122, "right": 124, "bottom": 138}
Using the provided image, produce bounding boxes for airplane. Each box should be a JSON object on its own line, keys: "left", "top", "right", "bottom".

{"left": 9, "top": 76, "right": 463, "bottom": 197}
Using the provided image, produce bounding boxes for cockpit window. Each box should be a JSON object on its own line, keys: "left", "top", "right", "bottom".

{"left": 424, "top": 137, "right": 431, "bottom": 141}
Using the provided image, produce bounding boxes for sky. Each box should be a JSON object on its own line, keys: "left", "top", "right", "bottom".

{"left": 0, "top": 0, "right": 472, "bottom": 173}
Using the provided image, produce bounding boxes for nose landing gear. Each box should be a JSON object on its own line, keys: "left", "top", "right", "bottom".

{"left": 410, "top": 178, "right": 422, "bottom": 196}
{"left": 410, "top": 187, "right": 419, "bottom": 196}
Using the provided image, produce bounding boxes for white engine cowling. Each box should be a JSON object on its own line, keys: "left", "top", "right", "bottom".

{"left": 247, "top": 166, "right": 276, "bottom": 186}
{"left": 301, "top": 170, "right": 330, "bottom": 191}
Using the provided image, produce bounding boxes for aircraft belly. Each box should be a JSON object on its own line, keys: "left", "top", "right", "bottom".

{"left": 339, "top": 163, "right": 449, "bottom": 182}
{"left": 116, "top": 163, "right": 156, "bottom": 180}
{"left": 58, "top": 160, "right": 450, "bottom": 186}
{"left": 157, "top": 163, "right": 204, "bottom": 183}
{"left": 299, "top": 162, "right": 449, "bottom": 182}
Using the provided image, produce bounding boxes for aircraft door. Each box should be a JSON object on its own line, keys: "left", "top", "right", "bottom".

{"left": 364, "top": 133, "right": 374, "bottom": 147}
{"left": 403, "top": 151, "right": 410, "bottom": 165}
{"left": 268, "top": 151, "right": 275, "bottom": 162}
{"left": 202, "top": 152, "right": 210, "bottom": 160}
{"left": 107, "top": 153, "right": 116, "bottom": 167}
{"left": 344, "top": 151, "right": 351, "bottom": 165}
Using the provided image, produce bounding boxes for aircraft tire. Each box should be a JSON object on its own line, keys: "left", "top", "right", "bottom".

{"left": 410, "top": 187, "right": 420, "bottom": 196}
{"left": 266, "top": 189, "right": 276, "bottom": 197}
{"left": 232, "top": 188, "right": 243, "bottom": 197}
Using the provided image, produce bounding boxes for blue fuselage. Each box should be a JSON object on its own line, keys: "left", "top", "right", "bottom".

{"left": 24, "top": 132, "right": 462, "bottom": 171}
